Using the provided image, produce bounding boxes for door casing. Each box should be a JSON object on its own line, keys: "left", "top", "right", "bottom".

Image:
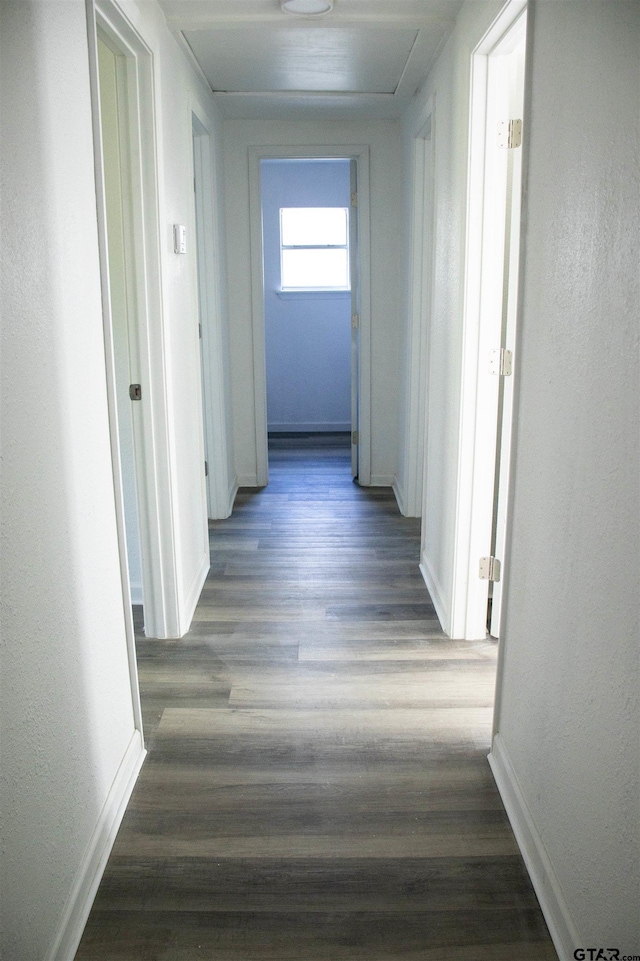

{"left": 449, "top": 0, "right": 528, "bottom": 641}
{"left": 248, "top": 144, "right": 371, "bottom": 487}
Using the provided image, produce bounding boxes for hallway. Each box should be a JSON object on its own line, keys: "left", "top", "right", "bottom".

{"left": 75, "top": 438, "right": 556, "bottom": 960}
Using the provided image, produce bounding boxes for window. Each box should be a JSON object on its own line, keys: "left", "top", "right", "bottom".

{"left": 280, "top": 207, "right": 350, "bottom": 291}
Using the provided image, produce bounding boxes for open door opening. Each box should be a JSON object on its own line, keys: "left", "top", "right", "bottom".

{"left": 450, "top": 1, "right": 527, "bottom": 641}
{"left": 259, "top": 158, "right": 356, "bottom": 474}
{"left": 487, "top": 29, "right": 526, "bottom": 638}
{"left": 97, "top": 36, "right": 144, "bottom": 616}
{"left": 248, "top": 146, "right": 371, "bottom": 490}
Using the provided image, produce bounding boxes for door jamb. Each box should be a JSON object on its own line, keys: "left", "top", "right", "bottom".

{"left": 402, "top": 97, "right": 436, "bottom": 518}
{"left": 450, "top": 0, "right": 527, "bottom": 640}
{"left": 87, "top": 0, "right": 182, "bottom": 648}
{"left": 192, "top": 112, "right": 234, "bottom": 519}
{"left": 248, "top": 145, "right": 371, "bottom": 487}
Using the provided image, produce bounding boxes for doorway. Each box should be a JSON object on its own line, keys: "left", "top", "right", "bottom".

{"left": 248, "top": 146, "right": 371, "bottom": 488}
{"left": 97, "top": 37, "right": 144, "bottom": 610}
{"left": 450, "top": 0, "right": 527, "bottom": 641}
{"left": 260, "top": 159, "right": 353, "bottom": 470}
{"left": 192, "top": 114, "right": 234, "bottom": 520}
{"left": 89, "top": 0, "right": 183, "bottom": 648}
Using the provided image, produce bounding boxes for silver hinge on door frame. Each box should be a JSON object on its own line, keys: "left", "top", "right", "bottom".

{"left": 497, "top": 119, "right": 522, "bottom": 149}
{"left": 489, "top": 348, "right": 513, "bottom": 377}
{"left": 350, "top": 190, "right": 358, "bottom": 208}
{"left": 479, "top": 556, "right": 501, "bottom": 582}
{"left": 351, "top": 430, "right": 359, "bottom": 445}
{"left": 351, "top": 313, "right": 359, "bottom": 330}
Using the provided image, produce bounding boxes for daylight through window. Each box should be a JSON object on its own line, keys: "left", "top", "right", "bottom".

{"left": 280, "top": 207, "right": 350, "bottom": 291}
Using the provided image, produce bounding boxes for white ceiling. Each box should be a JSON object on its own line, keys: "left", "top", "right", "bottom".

{"left": 158, "top": 0, "right": 466, "bottom": 118}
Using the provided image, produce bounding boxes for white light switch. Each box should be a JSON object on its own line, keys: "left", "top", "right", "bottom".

{"left": 173, "top": 224, "right": 186, "bottom": 254}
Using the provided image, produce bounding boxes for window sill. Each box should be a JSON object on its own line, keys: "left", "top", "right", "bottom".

{"left": 275, "top": 289, "right": 351, "bottom": 301}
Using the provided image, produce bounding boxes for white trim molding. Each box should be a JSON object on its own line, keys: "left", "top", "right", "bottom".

{"left": 419, "top": 557, "right": 449, "bottom": 636}
{"left": 450, "top": 0, "right": 527, "bottom": 640}
{"left": 192, "top": 112, "right": 235, "bottom": 521}
{"left": 402, "top": 96, "right": 435, "bottom": 518}
{"left": 87, "top": 0, "right": 183, "bottom": 639}
{"left": 46, "top": 731, "right": 146, "bottom": 961}
{"left": 181, "top": 549, "right": 210, "bottom": 633}
{"left": 489, "top": 734, "right": 581, "bottom": 961}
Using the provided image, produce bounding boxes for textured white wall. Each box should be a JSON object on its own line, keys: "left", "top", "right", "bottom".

{"left": 399, "top": 1, "right": 504, "bottom": 626}
{"left": 0, "top": 3, "right": 137, "bottom": 957}
{"left": 221, "top": 119, "right": 403, "bottom": 485}
{"left": 0, "top": 0, "right": 231, "bottom": 955}
{"left": 495, "top": 0, "right": 639, "bottom": 950}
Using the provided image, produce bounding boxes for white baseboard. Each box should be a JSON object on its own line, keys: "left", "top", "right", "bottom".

{"left": 224, "top": 479, "right": 239, "bottom": 518}
{"left": 369, "top": 474, "right": 394, "bottom": 487}
{"left": 129, "top": 581, "right": 142, "bottom": 605}
{"left": 47, "top": 729, "right": 146, "bottom": 961}
{"left": 419, "top": 553, "right": 449, "bottom": 634}
{"left": 237, "top": 474, "right": 259, "bottom": 488}
{"left": 181, "top": 549, "right": 210, "bottom": 635}
{"left": 392, "top": 475, "right": 406, "bottom": 514}
{"left": 268, "top": 422, "right": 351, "bottom": 433}
{"left": 488, "top": 734, "right": 580, "bottom": 961}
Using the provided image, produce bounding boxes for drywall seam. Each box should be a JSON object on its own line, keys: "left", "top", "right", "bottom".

{"left": 488, "top": 733, "right": 581, "bottom": 961}
{"left": 46, "top": 730, "right": 146, "bottom": 961}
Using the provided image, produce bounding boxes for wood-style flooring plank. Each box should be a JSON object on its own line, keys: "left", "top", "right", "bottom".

{"left": 75, "top": 439, "right": 557, "bottom": 960}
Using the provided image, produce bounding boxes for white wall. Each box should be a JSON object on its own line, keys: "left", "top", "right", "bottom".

{"left": 491, "top": 1, "right": 640, "bottom": 955}
{"left": 0, "top": 0, "right": 231, "bottom": 956}
{"left": 262, "top": 159, "right": 351, "bottom": 433}
{"left": 398, "top": 1, "right": 504, "bottom": 625}
{"left": 221, "top": 119, "right": 402, "bottom": 486}
{"left": 0, "top": 3, "right": 141, "bottom": 958}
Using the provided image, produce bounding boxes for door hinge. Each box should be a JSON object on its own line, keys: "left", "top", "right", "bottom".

{"left": 479, "top": 556, "right": 501, "bottom": 582}
{"left": 497, "top": 119, "right": 522, "bottom": 149}
{"left": 351, "top": 430, "right": 359, "bottom": 445}
{"left": 129, "top": 384, "right": 142, "bottom": 401}
{"left": 351, "top": 313, "right": 359, "bottom": 330}
{"left": 199, "top": 322, "right": 202, "bottom": 339}
{"left": 489, "top": 348, "right": 513, "bottom": 377}
{"left": 350, "top": 190, "right": 358, "bottom": 208}
{"left": 204, "top": 460, "right": 209, "bottom": 477}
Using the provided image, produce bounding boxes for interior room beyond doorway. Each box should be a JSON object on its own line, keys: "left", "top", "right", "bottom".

{"left": 261, "top": 158, "right": 352, "bottom": 463}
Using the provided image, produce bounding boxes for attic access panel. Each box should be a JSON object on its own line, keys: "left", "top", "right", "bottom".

{"left": 183, "top": 25, "right": 419, "bottom": 93}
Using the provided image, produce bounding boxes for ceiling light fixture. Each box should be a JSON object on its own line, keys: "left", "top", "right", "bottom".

{"left": 281, "top": 0, "right": 334, "bottom": 16}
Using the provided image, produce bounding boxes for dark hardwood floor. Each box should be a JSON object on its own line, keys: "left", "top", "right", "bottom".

{"left": 75, "top": 436, "right": 557, "bottom": 960}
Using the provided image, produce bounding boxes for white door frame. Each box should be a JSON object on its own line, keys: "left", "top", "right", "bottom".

{"left": 192, "top": 113, "right": 234, "bottom": 519}
{"left": 248, "top": 145, "right": 371, "bottom": 486}
{"left": 450, "top": 0, "right": 527, "bottom": 640}
{"left": 87, "top": 0, "right": 182, "bottom": 646}
{"left": 404, "top": 97, "right": 436, "bottom": 518}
